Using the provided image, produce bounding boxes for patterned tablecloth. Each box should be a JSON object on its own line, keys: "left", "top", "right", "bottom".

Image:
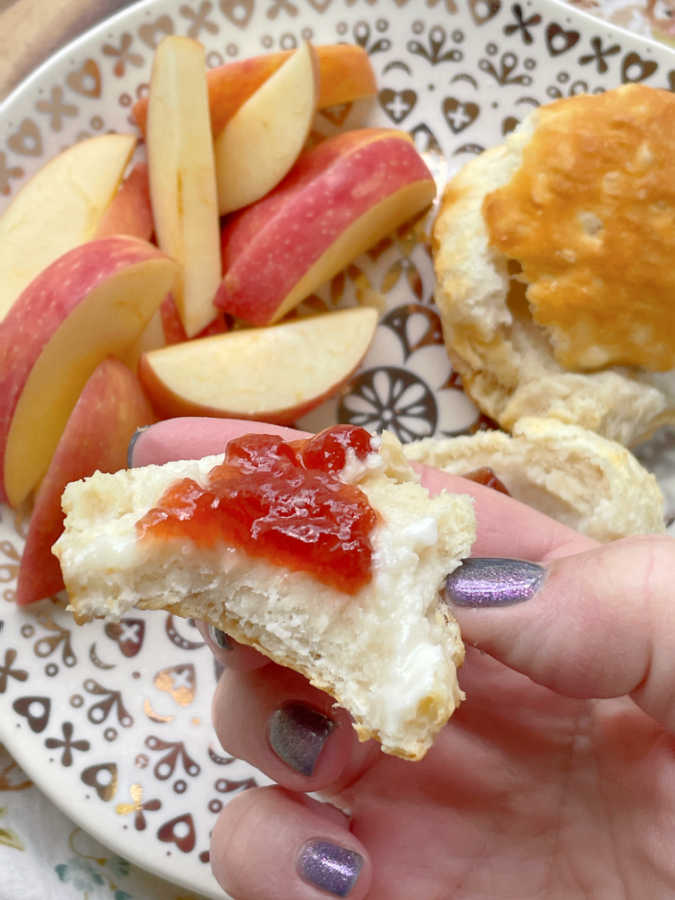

{"left": 0, "top": 0, "right": 673, "bottom": 898}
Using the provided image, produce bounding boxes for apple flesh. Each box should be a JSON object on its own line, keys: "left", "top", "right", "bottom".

{"left": 0, "top": 235, "right": 178, "bottom": 507}
{"left": 138, "top": 306, "right": 378, "bottom": 423}
{"left": 123, "top": 295, "right": 231, "bottom": 369}
{"left": 16, "top": 359, "right": 154, "bottom": 606}
{"left": 215, "top": 129, "right": 436, "bottom": 325}
{"left": 146, "top": 36, "right": 221, "bottom": 337}
{"left": 95, "top": 162, "right": 154, "bottom": 241}
{"left": 215, "top": 41, "right": 319, "bottom": 215}
{"left": 0, "top": 133, "right": 136, "bottom": 321}
{"left": 132, "top": 44, "right": 376, "bottom": 137}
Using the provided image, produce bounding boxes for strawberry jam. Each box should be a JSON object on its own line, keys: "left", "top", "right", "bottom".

{"left": 137, "top": 425, "right": 379, "bottom": 594}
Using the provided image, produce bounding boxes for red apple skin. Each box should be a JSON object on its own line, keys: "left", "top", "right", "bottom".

{"left": 16, "top": 359, "right": 154, "bottom": 606}
{"left": 215, "top": 129, "right": 435, "bottom": 325}
{"left": 95, "top": 162, "right": 154, "bottom": 241}
{"left": 159, "top": 294, "right": 187, "bottom": 345}
{"left": 0, "top": 235, "right": 175, "bottom": 505}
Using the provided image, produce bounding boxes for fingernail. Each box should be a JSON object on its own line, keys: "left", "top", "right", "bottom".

{"left": 127, "top": 426, "right": 150, "bottom": 468}
{"left": 445, "top": 558, "right": 545, "bottom": 608}
{"left": 297, "top": 840, "right": 363, "bottom": 897}
{"left": 267, "top": 702, "right": 334, "bottom": 776}
{"left": 208, "top": 625, "right": 233, "bottom": 651}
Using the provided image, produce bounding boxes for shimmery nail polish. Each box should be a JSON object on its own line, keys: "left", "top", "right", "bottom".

{"left": 445, "top": 558, "right": 545, "bottom": 608}
{"left": 127, "top": 426, "right": 150, "bottom": 468}
{"left": 208, "top": 625, "right": 233, "bottom": 651}
{"left": 267, "top": 702, "right": 334, "bottom": 776}
{"left": 297, "top": 840, "right": 363, "bottom": 897}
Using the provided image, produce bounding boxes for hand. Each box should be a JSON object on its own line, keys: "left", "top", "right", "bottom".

{"left": 131, "top": 417, "right": 675, "bottom": 900}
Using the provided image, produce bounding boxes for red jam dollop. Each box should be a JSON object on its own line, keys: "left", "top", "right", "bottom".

{"left": 137, "top": 425, "right": 379, "bottom": 595}
{"left": 462, "top": 466, "right": 510, "bottom": 495}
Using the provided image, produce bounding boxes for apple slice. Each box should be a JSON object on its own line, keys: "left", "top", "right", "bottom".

{"left": 215, "top": 129, "right": 436, "bottom": 325}
{"left": 95, "top": 162, "right": 154, "bottom": 241}
{"left": 146, "top": 36, "right": 221, "bottom": 337}
{"left": 132, "top": 44, "right": 377, "bottom": 137}
{"left": 215, "top": 41, "right": 319, "bottom": 215}
{"left": 0, "top": 235, "right": 178, "bottom": 508}
{"left": 16, "top": 359, "right": 154, "bottom": 606}
{"left": 138, "top": 306, "right": 378, "bottom": 423}
{"left": 0, "top": 133, "right": 136, "bottom": 321}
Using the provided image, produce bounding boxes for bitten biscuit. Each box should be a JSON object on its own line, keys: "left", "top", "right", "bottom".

{"left": 53, "top": 430, "right": 476, "bottom": 761}
{"left": 433, "top": 84, "right": 675, "bottom": 446}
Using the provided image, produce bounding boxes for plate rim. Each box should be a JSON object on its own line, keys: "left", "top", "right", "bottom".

{"left": 1, "top": 0, "right": 674, "bottom": 896}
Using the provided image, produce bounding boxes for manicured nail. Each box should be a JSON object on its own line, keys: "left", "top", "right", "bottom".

{"left": 208, "top": 625, "right": 233, "bottom": 651}
{"left": 267, "top": 702, "right": 334, "bottom": 776}
{"left": 297, "top": 839, "right": 363, "bottom": 897}
{"left": 445, "top": 558, "right": 545, "bottom": 608}
{"left": 127, "top": 426, "right": 150, "bottom": 468}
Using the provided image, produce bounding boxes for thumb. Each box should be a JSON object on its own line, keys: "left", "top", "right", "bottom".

{"left": 445, "top": 536, "right": 675, "bottom": 731}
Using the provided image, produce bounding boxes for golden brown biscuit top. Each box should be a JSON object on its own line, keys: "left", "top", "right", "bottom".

{"left": 483, "top": 84, "right": 675, "bottom": 372}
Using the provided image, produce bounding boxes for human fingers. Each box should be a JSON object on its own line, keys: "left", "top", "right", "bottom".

{"left": 197, "top": 621, "right": 269, "bottom": 673}
{"left": 212, "top": 662, "right": 380, "bottom": 794}
{"left": 129, "top": 418, "right": 593, "bottom": 560}
{"left": 210, "top": 786, "right": 371, "bottom": 900}
{"left": 127, "top": 416, "right": 303, "bottom": 467}
{"left": 416, "top": 461, "right": 594, "bottom": 560}
{"left": 445, "top": 535, "right": 675, "bottom": 730}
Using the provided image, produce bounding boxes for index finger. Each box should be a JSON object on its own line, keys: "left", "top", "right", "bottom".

{"left": 129, "top": 417, "right": 594, "bottom": 563}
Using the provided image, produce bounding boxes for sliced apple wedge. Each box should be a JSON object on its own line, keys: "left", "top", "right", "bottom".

{"left": 215, "top": 41, "right": 319, "bottom": 215}
{"left": 215, "top": 129, "right": 436, "bottom": 325}
{"left": 146, "top": 36, "right": 221, "bottom": 337}
{"left": 138, "top": 306, "right": 378, "bottom": 423}
{"left": 95, "top": 161, "right": 154, "bottom": 241}
{"left": 16, "top": 358, "right": 154, "bottom": 606}
{"left": 132, "top": 44, "right": 377, "bottom": 137}
{"left": 0, "top": 235, "right": 178, "bottom": 507}
{"left": 0, "top": 133, "right": 136, "bottom": 321}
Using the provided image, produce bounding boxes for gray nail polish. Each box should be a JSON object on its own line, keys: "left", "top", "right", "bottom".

{"left": 445, "top": 558, "right": 545, "bottom": 608}
{"left": 127, "top": 426, "right": 150, "bottom": 468}
{"left": 208, "top": 625, "right": 233, "bottom": 651}
{"left": 297, "top": 840, "right": 363, "bottom": 897}
{"left": 268, "top": 702, "right": 334, "bottom": 776}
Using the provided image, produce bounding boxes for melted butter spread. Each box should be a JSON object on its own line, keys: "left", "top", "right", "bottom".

{"left": 483, "top": 84, "right": 675, "bottom": 371}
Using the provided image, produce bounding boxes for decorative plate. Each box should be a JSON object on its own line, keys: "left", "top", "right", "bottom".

{"left": 1, "top": 0, "right": 674, "bottom": 897}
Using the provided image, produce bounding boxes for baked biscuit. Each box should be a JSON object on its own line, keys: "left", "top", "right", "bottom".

{"left": 433, "top": 84, "right": 675, "bottom": 445}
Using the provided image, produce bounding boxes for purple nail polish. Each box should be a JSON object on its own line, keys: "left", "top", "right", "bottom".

{"left": 267, "top": 702, "right": 334, "bottom": 776}
{"left": 297, "top": 840, "right": 363, "bottom": 897}
{"left": 445, "top": 558, "right": 545, "bottom": 608}
{"left": 208, "top": 625, "right": 233, "bottom": 651}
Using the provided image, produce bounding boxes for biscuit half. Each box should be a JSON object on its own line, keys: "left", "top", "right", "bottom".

{"left": 53, "top": 431, "right": 475, "bottom": 761}
{"left": 405, "top": 418, "right": 665, "bottom": 541}
{"left": 433, "top": 84, "right": 675, "bottom": 446}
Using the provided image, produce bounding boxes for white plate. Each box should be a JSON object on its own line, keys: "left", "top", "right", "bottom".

{"left": 1, "top": 0, "right": 674, "bottom": 897}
